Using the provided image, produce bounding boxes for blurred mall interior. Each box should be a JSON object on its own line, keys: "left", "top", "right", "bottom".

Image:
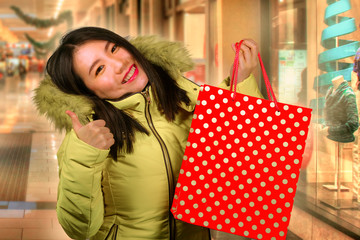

{"left": 0, "top": 0, "right": 359, "bottom": 239}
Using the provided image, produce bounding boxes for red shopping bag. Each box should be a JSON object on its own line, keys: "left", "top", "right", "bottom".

{"left": 171, "top": 41, "right": 312, "bottom": 240}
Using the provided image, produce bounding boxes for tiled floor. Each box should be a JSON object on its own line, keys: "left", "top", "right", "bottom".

{"left": 0, "top": 72, "right": 69, "bottom": 240}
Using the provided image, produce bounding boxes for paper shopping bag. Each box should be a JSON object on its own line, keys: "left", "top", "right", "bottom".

{"left": 171, "top": 42, "right": 312, "bottom": 240}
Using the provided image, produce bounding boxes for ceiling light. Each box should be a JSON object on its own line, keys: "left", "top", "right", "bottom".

{"left": 47, "top": 27, "right": 54, "bottom": 37}
{"left": 48, "top": 0, "right": 64, "bottom": 37}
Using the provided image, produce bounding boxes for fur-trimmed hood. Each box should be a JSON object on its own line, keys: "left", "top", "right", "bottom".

{"left": 33, "top": 35, "right": 194, "bottom": 131}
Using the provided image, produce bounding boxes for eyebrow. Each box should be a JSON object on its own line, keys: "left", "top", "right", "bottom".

{"left": 88, "top": 41, "right": 111, "bottom": 75}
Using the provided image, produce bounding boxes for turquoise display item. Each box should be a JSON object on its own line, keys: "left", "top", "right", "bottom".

{"left": 310, "top": 0, "right": 359, "bottom": 114}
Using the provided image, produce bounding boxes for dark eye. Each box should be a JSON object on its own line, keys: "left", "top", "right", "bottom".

{"left": 95, "top": 65, "right": 104, "bottom": 76}
{"left": 111, "top": 45, "right": 118, "bottom": 53}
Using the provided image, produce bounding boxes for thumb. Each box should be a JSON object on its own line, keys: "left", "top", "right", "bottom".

{"left": 231, "top": 43, "right": 236, "bottom": 52}
{"left": 66, "top": 110, "right": 83, "bottom": 133}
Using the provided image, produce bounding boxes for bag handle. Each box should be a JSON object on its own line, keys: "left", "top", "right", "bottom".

{"left": 230, "top": 41, "right": 280, "bottom": 112}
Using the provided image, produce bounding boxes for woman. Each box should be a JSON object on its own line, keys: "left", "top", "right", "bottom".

{"left": 34, "top": 27, "right": 263, "bottom": 240}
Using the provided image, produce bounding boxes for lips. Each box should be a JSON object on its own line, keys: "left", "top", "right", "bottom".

{"left": 122, "top": 64, "right": 138, "bottom": 84}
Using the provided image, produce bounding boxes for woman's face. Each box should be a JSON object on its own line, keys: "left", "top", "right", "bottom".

{"left": 73, "top": 40, "right": 149, "bottom": 99}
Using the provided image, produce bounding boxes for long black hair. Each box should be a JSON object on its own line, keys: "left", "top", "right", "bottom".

{"left": 46, "top": 27, "right": 190, "bottom": 159}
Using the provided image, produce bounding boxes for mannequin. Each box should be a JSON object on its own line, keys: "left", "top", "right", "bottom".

{"left": 320, "top": 76, "right": 346, "bottom": 134}
{"left": 332, "top": 75, "right": 346, "bottom": 90}
{"left": 322, "top": 75, "right": 359, "bottom": 209}
{"left": 323, "top": 75, "right": 358, "bottom": 143}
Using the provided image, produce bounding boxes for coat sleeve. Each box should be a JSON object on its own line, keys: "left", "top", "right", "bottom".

{"left": 177, "top": 74, "right": 263, "bottom": 112}
{"left": 328, "top": 92, "right": 359, "bottom": 136}
{"left": 218, "top": 74, "right": 264, "bottom": 99}
{"left": 56, "top": 130, "right": 110, "bottom": 240}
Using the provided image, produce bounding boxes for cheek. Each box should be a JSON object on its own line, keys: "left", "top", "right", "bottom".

{"left": 138, "top": 69, "right": 148, "bottom": 83}
{"left": 86, "top": 77, "right": 113, "bottom": 95}
{"left": 99, "top": 79, "right": 116, "bottom": 92}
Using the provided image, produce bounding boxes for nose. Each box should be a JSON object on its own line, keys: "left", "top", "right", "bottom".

{"left": 112, "top": 59, "right": 124, "bottom": 74}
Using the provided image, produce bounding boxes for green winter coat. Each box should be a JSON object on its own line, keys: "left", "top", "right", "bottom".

{"left": 324, "top": 81, "right": 359, "bottom": 143}
{"left": 33, "top": 36, "right": 263, "bottom": 240}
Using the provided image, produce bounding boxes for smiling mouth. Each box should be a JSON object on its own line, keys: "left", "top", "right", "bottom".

{"left": 122, "top": 64, "right": 138, "bottom": 84}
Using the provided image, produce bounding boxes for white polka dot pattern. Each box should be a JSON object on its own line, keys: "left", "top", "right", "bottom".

{"left": 171, "top": 85, "right": 312, "bottom": 240}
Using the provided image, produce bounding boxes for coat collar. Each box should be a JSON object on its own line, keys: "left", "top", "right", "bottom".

{"left": 325, "top": 81, "right": 353, "bottom": 107}
{"left": 33, "top": 35, "right": 194, "bottom": 132}
{"left": 107, "top": 86, "right": 150, "bottom": 113}
{"left": 325, "top": 81, "right": 350, "bottom": 99}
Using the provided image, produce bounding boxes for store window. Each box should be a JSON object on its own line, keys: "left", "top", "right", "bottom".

{"left": 269, "top": 0, "right": 307, "bottom": 105}
{"left": 268, "top": 0, "right": 360, "bottom": 236}
{"left": 175, "top": 0, "right": 206, "bottom": 84}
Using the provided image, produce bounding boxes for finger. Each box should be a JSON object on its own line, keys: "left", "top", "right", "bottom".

{"left": 100, "top": 127, "right": 111, "bottom": 134}
{"left": 238, "top": 54, "right": 246, "bottom": 71}
{"left": 242, "top": 39, "right": 258, "bottom": 51}
{"left": 66, "top": 110, "right": 83, "bottom": 133}
{"left": 97, "top": 127, "right": 111, "bottom": 136}
{"left": 100, "top": 136, "right": 115, "bottom": 150}
{"left": 92, "top": 119, "right": 106, "bottom": 127}
{"left": 105, "top": 132, "right": 114, "bottom": 140}
{"left": 242, "top": 40, "right": 257, "bottom": 54}
{"left": 106, "top": 138, "right": 115, "bottom": 149}
{"left": 241, "top": 44, "right": 252, "bottom": 63}
{"left": 244, "top": 39, "right": 259, "bottom": 61}
{"left": 237, "top": 48, "right": 246, "bottom": 67}
{"left": 241, "top": 41, "right": 258, "bottom": 65}
{"left": 100, "top": 132, "right": 114, "bottom": 144}
{"left": 231, "top": 43, "right": 236, "bottom": 52}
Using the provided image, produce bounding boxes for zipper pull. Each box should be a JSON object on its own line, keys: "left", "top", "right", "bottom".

{"left": 141, "top": 88, "right": 151, "bottom": 104}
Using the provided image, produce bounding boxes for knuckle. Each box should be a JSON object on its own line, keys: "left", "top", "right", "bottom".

{"left": 89, "top": 129, "right": 98, "bottom": 136}
{"left": 99, "top": 134, "right": 107, "bottom": 141}
{"left": 98, "top": 140, "right": 107, "bottom": 149}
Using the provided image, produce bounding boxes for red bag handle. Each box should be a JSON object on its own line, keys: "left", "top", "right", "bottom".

{"left": 230, "top": 40, "right": 280, "bottom": 112}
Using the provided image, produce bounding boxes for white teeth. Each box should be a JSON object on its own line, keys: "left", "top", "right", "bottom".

{"left": 123, "top": 66, "right": 136, "bottom": 83}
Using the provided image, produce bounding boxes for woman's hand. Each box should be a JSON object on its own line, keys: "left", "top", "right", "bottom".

{"left": 66, "top": 110, "right": 115, "bottom": 150}
{"left": 230, "top": 39, "right": 258, "bottom": 83}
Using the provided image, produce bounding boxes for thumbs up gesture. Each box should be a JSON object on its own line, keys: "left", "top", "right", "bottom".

{"left": 66, "top": 110, "right": 115, "bottom": 150}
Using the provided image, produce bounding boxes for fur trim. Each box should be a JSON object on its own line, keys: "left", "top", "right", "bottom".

{"left": 33, "top": 35, "right": 194, "bottom": 131}
{"left": 33, "top": 75, "right": 93, "bottom": 131}
{"left": 130, "top": 35, "right": 194, "bottom": 79}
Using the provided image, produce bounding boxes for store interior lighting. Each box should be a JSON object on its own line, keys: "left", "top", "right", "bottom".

{"left": 48, "top": 0, "right": 64, "bottom": 37}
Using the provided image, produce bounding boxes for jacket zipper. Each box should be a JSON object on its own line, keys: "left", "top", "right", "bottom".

{"left": 112, "top": 225, "right": 118, "bottom": 240}
{"left": 104, "top": 224, "right": 118, "bottom": 240}
{"left": 141, "top": 87, "right": 176, "bottom": 240}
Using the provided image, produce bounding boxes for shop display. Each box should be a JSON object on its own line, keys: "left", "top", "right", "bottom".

{"left": 322, "top": 75, "right": 359, "bottom": 209}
